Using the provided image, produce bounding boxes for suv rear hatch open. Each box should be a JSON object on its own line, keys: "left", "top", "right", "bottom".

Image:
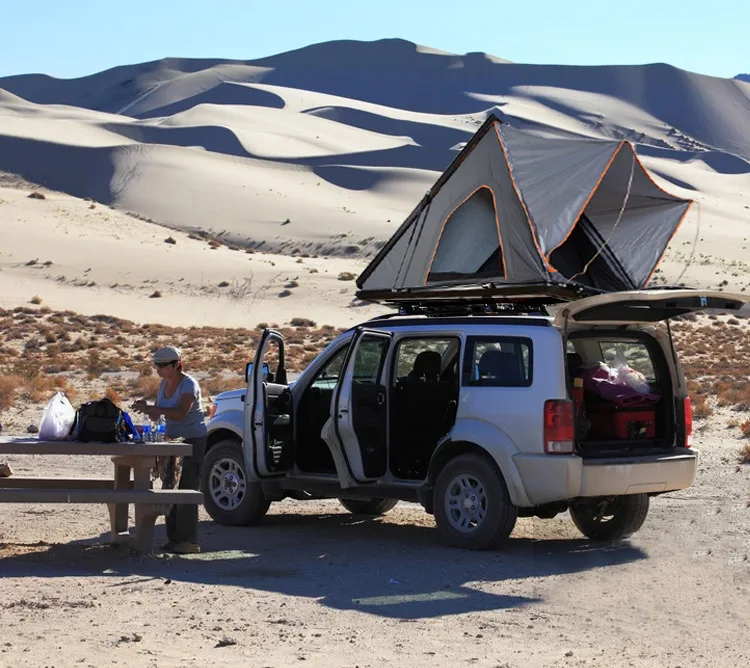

{"left": 554, "top": 289, "right": 750, "bottom": 457}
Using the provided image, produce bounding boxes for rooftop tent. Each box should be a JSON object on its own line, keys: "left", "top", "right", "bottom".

{"left": 356, "top": 115, "right": 693, "bottom": 304}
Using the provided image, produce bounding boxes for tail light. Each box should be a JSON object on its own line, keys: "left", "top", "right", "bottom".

{"left": 684, "top": 396, "right": 693, "bottom": 448}
{"left": 544, "top": 399, "right": 575, "bottom": 454}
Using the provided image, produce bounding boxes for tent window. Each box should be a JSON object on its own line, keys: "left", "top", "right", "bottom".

{"left": 427, "top": 187, "right": 504, "bottom": 283}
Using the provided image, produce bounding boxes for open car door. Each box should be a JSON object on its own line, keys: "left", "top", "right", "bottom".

{"left": 243, "top": 329, "right": 293, "bottom": 478}
{"left": 331, "top": 328, "right": 393, "bottom": 484}
{"left": 554, "top": 289, "right": 750, "bottom": 326}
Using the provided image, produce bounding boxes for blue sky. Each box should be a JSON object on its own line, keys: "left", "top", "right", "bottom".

{"left": 1, "top": 0, "right": 746, "bottom": 79}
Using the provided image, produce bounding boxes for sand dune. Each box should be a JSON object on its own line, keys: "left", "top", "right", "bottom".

{"left": 0, "top": 39, "right": 749, "bottom": 325}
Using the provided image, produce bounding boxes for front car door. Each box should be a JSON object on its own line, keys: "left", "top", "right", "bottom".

{"left": 244, "top": 329, "right": 293, "bottom": 478}
{"left": 332, "top": 328, "right": 392, "bottom": 483}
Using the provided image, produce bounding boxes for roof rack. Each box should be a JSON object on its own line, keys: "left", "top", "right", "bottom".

{"left": 357, "top": 281, "right": 598, "bottom": 309}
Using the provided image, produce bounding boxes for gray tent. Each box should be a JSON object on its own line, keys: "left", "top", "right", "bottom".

{"left": 356, "top": 115, "right": 692, "bottom": 304}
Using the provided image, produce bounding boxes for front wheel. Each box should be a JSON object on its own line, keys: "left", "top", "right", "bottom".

{"left": 339, "top": 498, "right": 398, "bottom": 516}
{"left": 201, "top": 440, "right": 270, "bottom": 526}
{"left": 433, "top": 453, "right": 518, "bottom": 550}
{"left": 570, "top": 494, "right": 650, "bottom": 541}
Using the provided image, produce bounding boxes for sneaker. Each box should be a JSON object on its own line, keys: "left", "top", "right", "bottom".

{"left": 168, "top": 542, "right": 201, "bottom": 555}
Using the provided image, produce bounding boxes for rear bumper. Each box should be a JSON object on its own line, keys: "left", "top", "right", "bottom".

{"left": 512, "top": 450, "right": 697, "bottom": 506}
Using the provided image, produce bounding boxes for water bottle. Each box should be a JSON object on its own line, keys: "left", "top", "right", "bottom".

{"left": 141, "top": 424, "right": 151, "bottom": 442}
{"left": 156, "top": 415, "right": 166, "bottom": 442}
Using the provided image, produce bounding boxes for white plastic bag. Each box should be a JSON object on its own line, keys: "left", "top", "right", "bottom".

{"left": 611, "top": 346, "right": 650, "bottom": 394}
{"left": 39, "top": 392, "right": 76, "bottom": 440}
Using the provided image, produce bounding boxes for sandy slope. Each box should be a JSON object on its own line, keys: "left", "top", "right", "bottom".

{"left": 0, "top": 180, "right": 387, "bottom": 328}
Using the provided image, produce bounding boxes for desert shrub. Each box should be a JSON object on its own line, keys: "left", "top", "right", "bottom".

{"left": 137, "top": 375, "right": 161, "bottom": 400}
{"left": 338, "top": 272, "right": 356, "bottom": 281}
{"left": 290, "top": 317, "right": 316, "bottom": 328}
{"left": 691, "top": 392, "right": 711, "bottom": 420}
{"left": 0, "top": 375, "right": 24, "bottom": 411}
{"left": 30, "top": 295, "right": 43, "bottom": 305}
{"left": 738, "top": 443, "right": 750, "bottom": 463}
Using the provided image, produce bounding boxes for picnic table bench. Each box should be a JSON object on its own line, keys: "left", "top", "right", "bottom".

{"left": 0, "top": 438, "right": 203, "bottom": 552}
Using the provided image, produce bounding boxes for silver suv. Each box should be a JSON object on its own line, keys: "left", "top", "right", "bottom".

{"left": 202, "top": 289, "right": 746, "bottom": 550}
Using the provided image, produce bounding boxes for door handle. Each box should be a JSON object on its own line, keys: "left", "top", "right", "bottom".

{"left": 376, "top": 392, "right": 385, "bottom": 406}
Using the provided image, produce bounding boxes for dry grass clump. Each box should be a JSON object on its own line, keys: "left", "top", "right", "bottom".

{"left": 29, "top": 295, "right": 43, "bottom": 305}
{"left": 0, "top": 375, "right": 24, "bottom": 411}
{"left": 738, "top": 443, "right": 750, "bottom": 463}
{"left": 338, "top": 272, "right": 356, "bottom": 281}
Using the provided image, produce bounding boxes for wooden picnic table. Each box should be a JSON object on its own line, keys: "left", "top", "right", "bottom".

{"left": 0, "top": 438, "right": 203, "bottom": 552}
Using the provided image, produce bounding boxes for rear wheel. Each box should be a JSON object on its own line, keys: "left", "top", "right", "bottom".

{"left": 433, "top": 453, "right": 518, "bottom": 550}
{"left": 202, "top": 440, "right": 270, "bottom": 526}
{"left": 339, "top": 497, "right": 398, "bottom": 516}
{"left": 570, "top": 494, "right": 649, "bottom": 541}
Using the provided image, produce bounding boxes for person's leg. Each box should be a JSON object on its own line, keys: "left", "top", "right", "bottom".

{"left": 171, "top": 437, "right": 206, "bottom": 547}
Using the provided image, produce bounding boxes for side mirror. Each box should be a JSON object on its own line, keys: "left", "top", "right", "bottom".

{"left": 245, "top": 362, "right": 271, "bottom": 382}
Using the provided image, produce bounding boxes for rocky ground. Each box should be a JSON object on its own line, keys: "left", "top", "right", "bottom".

{"left": 0, "top": 417, "right": 748, "bottom": 668}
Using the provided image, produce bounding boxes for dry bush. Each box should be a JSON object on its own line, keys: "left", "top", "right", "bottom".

{"left": 104, "top": 386, "right": 122, "bottom": 405}
{"left": 740, "top": 419, "right": 750, "bottom": 439}
{"left": 204, "top": 375, "right": 243, "bottom": 396}
{"left": 0, "top": 375, "right": 24, "bottom": 411}
{"left": 290, "top": 317, "right": 316, "bottom": 328}
{"left": 30, "top": 295, "right": 43, "bottom": 305}
{"left": 738, "top": 443, "right": 750, "bottom": 464}
{"left": 338, "top": 272, "right": 356, "bottom": 281}
{"left": 691, "top": 392, "right": 711, "bottom": 420}
{"left": 136, "top": 376, "right": 161, "bottom": 400}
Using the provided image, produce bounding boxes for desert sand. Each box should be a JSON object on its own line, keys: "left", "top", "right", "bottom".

{"left": 1, "top": 39, "right": 750, "bottom": 325}
{"left": 1, "top": 38, "right": 750, "bottom": 668}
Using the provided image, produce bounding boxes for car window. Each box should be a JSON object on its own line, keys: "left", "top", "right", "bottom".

{"left": 463, "top": 336, "right": 533, "bottom": 387}
{"left": 310, "top": 346, "right": 348, "bottom": 391}
{"left": 393, "top": 338, "right": 457, "bottom": 385}
{"left": 352, "top": 335, "right": 389, "bottom": 384}
{"left": 599, "top": 341, "right": 655, "bottom": 379}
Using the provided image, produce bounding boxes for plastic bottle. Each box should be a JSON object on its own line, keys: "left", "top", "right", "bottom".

{"left": 156, "top": 415, "right": 166, "bottom": 442}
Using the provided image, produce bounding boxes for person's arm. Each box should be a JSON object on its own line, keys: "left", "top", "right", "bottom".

{"left": 132, "top": 393, "right": 195, "bottom": 421}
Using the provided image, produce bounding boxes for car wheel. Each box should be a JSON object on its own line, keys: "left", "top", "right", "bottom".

{"left": 338, "top": 498, "right": 398, "bottom": 516}
{"left": 201, "top": 440, "right": 270, "bottom": 526}
{"left": 570, "top": 494, "right": 650, "bottom": 541}
{"left": 433, "top": 453, "right": 518, "bottom": 550}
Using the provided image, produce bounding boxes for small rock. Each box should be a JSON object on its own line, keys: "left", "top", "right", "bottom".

{"left": 27, "top": 424, "right": 39, "bottom": 434}
{"left": 0, "top": 463, "right": 13, "bottom": 478}
{"left": 28, "top": 191, "right": 46, "bottom": 200}
{"left": 164, "top": 237, "right": 177, "bottom": 245}
{"left": 163, "top": 579, "right": 172, "bottom": 585}
{"left": 565, "top": 650, "right": 574, "bottom": 657}
{"left": 215, "top": 637, "right": 237, "bottom": 648}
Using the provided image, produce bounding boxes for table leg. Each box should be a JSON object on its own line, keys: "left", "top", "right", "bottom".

{"left": 134, "top": 505, "right": 158, "bottom": 553}
{"left": 108, "top": 464, "right": 131, "bottom": 543}
{"left": 133, "top": 463, "right": 156, "bottom": 553}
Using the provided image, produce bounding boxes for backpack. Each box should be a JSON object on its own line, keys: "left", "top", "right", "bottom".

{"left": 69, "top": 398, "right": 136, "bottom": 443}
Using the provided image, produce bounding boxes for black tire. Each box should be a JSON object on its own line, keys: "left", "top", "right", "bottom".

{"left": 339, "top": 497, "right": 399, "bottom": 516}
{"left": 433, "top": 453, "right": 518, "bottom": 550}
{"left": 201, "top": 439, "right": 270, "bottom": 526}
{"left": 570, "top": 494, "right": 650, "bottom": 541}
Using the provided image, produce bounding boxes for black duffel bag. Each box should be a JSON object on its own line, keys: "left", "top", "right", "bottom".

{"left": 70, "top": 398, "right": 132, "bottom": 443}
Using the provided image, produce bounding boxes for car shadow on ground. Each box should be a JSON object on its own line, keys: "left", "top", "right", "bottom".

{"left": 0, "top": 510, "right": 647, "bottom": 620}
